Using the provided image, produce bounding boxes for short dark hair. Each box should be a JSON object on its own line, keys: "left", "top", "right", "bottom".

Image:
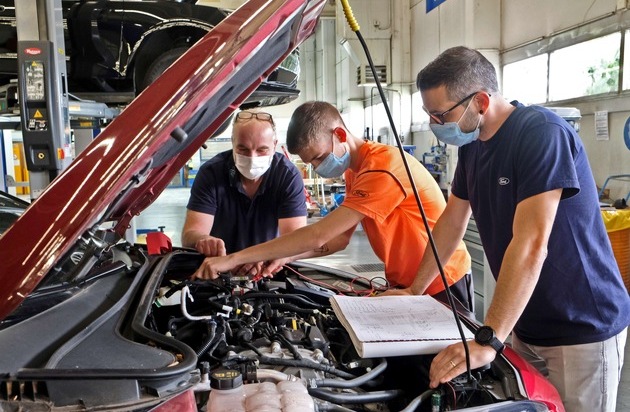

{"left": 416, "top": 46, "right": 498, "bottom": 101}
{"left": 286, "top": 101, "right": 344, "bottom": 154}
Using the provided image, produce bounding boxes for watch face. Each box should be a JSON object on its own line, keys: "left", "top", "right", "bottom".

{"left": 476, "top": 326, "right": 494, "bottom": 343}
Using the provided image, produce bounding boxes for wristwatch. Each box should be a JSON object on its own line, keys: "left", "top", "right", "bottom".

{"left": 474, "top": 326, "right": 504, "bottom": 353}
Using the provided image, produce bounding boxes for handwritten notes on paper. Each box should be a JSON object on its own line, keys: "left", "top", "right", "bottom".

{"left": 330, "top": 295, "right": 474, "bottom": 358}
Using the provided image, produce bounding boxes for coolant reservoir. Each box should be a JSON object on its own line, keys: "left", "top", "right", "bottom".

{"left": 207, "top": 370, "right": 314, "bottom": 412}
{"left": 207, "top": 369, "right": 246, "bottom": 412}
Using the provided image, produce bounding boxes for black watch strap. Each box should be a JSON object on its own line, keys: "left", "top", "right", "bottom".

{"left": 487, "top": 336, "right": 505, "bottom": 353}
{"left": 475, "top": 326, "right": 505, "bottom": 353}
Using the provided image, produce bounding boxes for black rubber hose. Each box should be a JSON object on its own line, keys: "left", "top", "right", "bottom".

{"left": 308, "top": 388, "right": 403, "bottom": 404}
{"left": 195, "top": 321, "right": 217, "bottom": 357}
{"left": 313, "top": 359, "right": 387, "bottom": 388}
{"left": 243, "top": 341, "right": 264, "bottom": 357}
{"left": 259, "top": 356, "right": 356, "bottom": 379}
{"left": 205, "top": 332, "right": 226, "bottom": 360}
{"left": 242, "top": 292, "right": 324, "bottom": 309}
{"left": 273, "top": 333, "right": 303, "bottom": 360}
{"left": 267, "top": 302, "right": 319, "bottom": 315}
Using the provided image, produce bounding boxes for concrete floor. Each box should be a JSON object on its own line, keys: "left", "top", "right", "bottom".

{"left": 137, "top": 186, "right": 629, "bottom": 411}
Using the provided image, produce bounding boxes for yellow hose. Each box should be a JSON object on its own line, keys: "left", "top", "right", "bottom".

{"left": 340, "top": 0, "right": 360, "bottom": 32}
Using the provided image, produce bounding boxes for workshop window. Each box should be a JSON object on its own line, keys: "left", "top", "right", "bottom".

{"left": 503, "top": 54, "right": 548, "bottom": 104}
{"left": 623, "top": 29, "right": 630, "bottom": 91}
{"left": 548, "top": 32, "right": 620, "bottom": 101}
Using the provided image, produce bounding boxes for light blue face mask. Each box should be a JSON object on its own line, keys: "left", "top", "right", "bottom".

{"left": 429, "top": 100, "right": 481, "bottom": 147}
{"left": 314, "top": 138, "right": 350, "bottom": 178}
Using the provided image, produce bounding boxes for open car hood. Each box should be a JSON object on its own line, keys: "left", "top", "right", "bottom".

{"left": 0, "top": 0, "right": 327, "bottom": 320}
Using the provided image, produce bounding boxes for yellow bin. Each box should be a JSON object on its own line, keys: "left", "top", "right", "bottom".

{"left": 601, "top": 209, "right": 630, "bottom": 292}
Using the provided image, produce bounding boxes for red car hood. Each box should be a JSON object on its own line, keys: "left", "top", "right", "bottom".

{"left": 0, "top": 0, "right": 326, "bottom": 320}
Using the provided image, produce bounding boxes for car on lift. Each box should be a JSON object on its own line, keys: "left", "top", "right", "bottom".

{"left": 0, "top": 0, "right": 301, "bottom": 107}
{"left": 0, "top": 0, "right": 564, "bottom": 411}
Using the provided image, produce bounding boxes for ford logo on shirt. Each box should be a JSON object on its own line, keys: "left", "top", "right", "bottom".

{"left": 498, "top": 177, "right": 510, "bottom": 185}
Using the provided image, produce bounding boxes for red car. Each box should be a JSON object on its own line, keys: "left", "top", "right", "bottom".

{"left": 0, "top": 0, "right": 564, "bottom": 410}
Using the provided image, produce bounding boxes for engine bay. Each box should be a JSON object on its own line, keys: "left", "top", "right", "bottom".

{"left": 0, "top": 244, "right": 540, "bottom": 411}
{"left": 147, "top": 250, "right": 532, "bottom": 411}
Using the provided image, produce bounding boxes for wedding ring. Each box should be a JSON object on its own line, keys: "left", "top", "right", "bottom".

{"left": 449, "top": 360, "right": 457, "bottom": 369}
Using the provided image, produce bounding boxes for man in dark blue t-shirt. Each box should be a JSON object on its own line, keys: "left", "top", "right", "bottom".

{"left": 396, "top": 46, "right": 629, "bottom": 412}
{"left": 182, "top": 110, "right": 307, "bottom": 277}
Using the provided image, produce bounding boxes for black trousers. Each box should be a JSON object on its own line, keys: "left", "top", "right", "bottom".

{"left": 431, "top": 272, "right": 474, "bottom": 316}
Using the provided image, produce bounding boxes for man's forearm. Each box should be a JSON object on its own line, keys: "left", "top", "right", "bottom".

{"left": 285, "top": 233, "right": 350, "bottom": 261}
{"left": 225, "top": 207, "right": 363, "bottom": 273}
{"left": 229, "top": 224, "right": 325, "bottom": 268}
{"left": 482, "top": 239, "right": 546, "bottom": 341}
{"left": 181, "top": 230, "right": 209, "bottom": 248}
{"left": 484, "top": 189, "right": 560, "bottom": 341}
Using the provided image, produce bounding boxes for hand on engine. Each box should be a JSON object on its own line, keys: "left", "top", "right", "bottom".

{"left": 233, "top": 261, "right": 266, "bottom": 278}
{"left": 192, "top": 255, "right": 235, "bottom": 280}
{"left": 259, "top": 257, "right": 292, "bottom": 278}
{"left": 429, "top": 341, "right": 497, "bottom": 388}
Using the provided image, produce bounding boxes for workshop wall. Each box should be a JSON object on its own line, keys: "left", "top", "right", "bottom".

{"left": 408, "top": 0, "right": 630, "bottom": 200}
{"left": 265, "top": 0, "right": 630, "bottom": 199}
{"left": 501, "top": 0, "right": 630, "bottom": 200}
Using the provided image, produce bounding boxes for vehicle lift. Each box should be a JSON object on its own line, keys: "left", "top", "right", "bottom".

{"left": 15, "top": 0, "right": 71, "bottom": 199}
{"left": 0, "top": 0, "right": 118, "bottom": 198}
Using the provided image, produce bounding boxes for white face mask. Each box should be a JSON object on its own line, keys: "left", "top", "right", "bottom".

{"left": 234, "top": 153, "right": 272, "bottom": 180}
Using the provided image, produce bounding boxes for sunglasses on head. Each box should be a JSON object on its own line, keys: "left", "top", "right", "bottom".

{"left": 235, "top": 111, "right": 274, "bottom": 125}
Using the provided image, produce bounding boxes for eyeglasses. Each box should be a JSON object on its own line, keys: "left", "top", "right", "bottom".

{"left": 235, "top": 111, "right": 275, "bottom": 125}
{"left": 423, "top": 92, "right": 478, "bottom": 125}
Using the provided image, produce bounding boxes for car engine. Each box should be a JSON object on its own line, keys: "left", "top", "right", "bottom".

{"left": 146, "top": 251, "right": 533, "bottom": 412}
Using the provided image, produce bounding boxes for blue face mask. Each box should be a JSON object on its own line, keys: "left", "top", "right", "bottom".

{"left": 429, "top": 100, "right": 481, "bottom": 147}
{"left": 314, "top": 138, "right": 350, "bottom": 178}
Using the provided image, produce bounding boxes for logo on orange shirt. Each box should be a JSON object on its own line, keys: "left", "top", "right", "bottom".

{"left": 352, "top": 190, "right": 369, "bottom": 198}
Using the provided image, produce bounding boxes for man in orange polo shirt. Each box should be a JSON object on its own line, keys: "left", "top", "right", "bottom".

{"left": 193, "top": 101, "right": 473, "bottom": 310}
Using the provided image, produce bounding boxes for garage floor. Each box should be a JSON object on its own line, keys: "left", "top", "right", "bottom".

{"left": 137, "top": 187, "right": 629, "bottom": 410}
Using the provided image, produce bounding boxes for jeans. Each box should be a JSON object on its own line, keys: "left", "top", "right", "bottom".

{"left": 511, "top": 328, "right": 627, "bottom": 412}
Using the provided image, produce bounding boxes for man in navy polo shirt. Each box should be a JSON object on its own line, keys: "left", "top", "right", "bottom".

{"left": 403, "top": 46, "right": 629, "bottom": 412}
{"left": 182, "top": 110, "right": 307, "bottom": 277}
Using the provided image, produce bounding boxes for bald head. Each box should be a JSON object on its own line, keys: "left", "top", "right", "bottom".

{"left": 232, "top": 112, "right": 277, "bottom": 157}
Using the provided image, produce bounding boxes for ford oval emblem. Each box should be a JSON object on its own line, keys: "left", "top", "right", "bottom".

{"left": 498, "top": 177, "right": 510, "bottom": 185}
{"left": 24, "top": 47, "right": 42, "bottom": 55}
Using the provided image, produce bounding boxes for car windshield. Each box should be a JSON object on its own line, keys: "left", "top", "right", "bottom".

{"left": 0, "top": 191, "right": 28, "bottom": 235}
{"left": 0, "top": 191, "right": 29, "bottom": 210}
